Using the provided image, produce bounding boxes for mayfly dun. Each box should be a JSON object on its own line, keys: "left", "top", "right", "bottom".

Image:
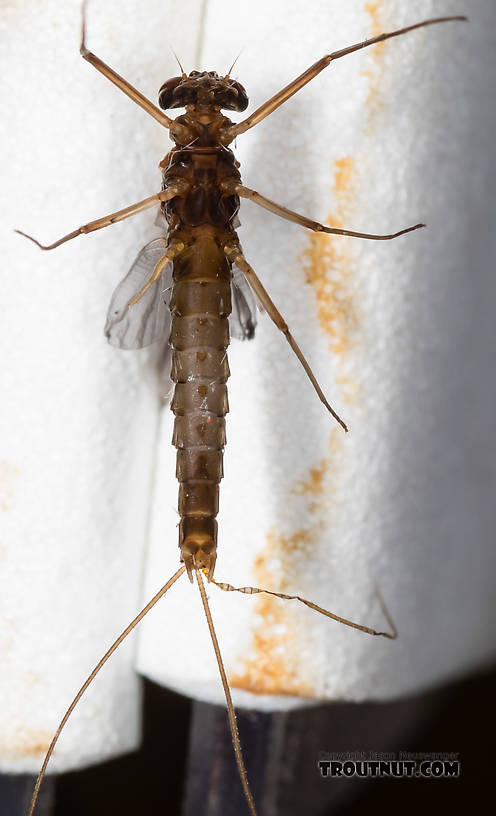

{"left": 14, "top": 3, "right": 467, "bottom": 814}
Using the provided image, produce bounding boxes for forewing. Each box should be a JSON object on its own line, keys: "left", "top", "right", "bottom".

{"left": 229, "top": 266, "right": 257, "bottom": 341}
{"left": 104, "top": 237, "right": 172, "bottom": 349}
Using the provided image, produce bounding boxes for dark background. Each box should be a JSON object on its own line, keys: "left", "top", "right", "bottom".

{"left": 2, "top": 664, "right": 492, "bottom": 816}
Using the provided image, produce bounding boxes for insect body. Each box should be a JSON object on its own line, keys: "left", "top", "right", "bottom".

{"left": 16, "top": 6, "right": 466, "bottom": 815}
{"left": 155, "top": 77, "right": 250, "bottom": 582}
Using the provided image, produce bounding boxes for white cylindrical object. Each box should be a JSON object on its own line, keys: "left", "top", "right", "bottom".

{"left": 138, "top": 0, "right": 496, "bottom": 706}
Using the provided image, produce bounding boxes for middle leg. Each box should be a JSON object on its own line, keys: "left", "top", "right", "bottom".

{"left": 222, "top": 181, "right": 425, "bottom": 241}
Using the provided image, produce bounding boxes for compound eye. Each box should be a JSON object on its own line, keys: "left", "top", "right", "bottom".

{"left": 224, "top": 81, "right": 249, "bottom": 112}
{"left": 158, "top": 77, "right": 183, "bottom": 109}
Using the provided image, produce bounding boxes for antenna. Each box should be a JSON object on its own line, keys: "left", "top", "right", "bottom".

{"left": 170, "top": 45, "right": 187, "bottom": 78}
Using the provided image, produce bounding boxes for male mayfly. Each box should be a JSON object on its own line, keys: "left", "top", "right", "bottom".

{"left": 16, "top": 4, "right": 466, "bottom": 815}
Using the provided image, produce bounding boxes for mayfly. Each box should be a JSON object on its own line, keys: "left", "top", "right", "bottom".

{"left": 16, "top": 4, "right": 467, "bottom": 815}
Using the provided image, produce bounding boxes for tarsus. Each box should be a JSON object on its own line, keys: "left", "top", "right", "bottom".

{"left": 210, "top": 574, "right": 398, "bottom": 639}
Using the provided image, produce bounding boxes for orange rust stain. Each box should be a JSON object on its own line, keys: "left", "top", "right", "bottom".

{"left": 230, "top": 530, "right": 315, "bottom": 697}
{"left": 0, "top": 460, "right": 20, "bottom": 512}
{"left": 230, "top": 424, "right": 347, "bottom": 698}
{"left": 229, "top": 599, "right": 314, "bottom": 697}
{"left": 293, "top": 458, "right": 327, "bottom": 496}
{"left": 363, "top": 2, "right": 388, "bottom": 111}
{"left": 20, "top": 732, "right": 52, "bottom": 758}
{"left": 365, "top": 1, "right": 385, "bottom": 41}
{"left": 231, "top": 413, "right": 352, "bottom": 697}
{"left": 336, "top": 373, "right": 361, "bottom": 405}
{"left": 302, "top": 7, "right": 388, "bottom": 370}
{"left": 302, "top": 156, "right": 359, "bottom": 360}
{"left": 1, "top": 729, "right": 53, "bottom": 760}
{"left": 334, "top": 156, "right": 356, "bottom": 200}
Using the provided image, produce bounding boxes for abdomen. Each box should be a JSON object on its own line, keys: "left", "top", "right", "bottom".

{"left": 169, "top": 235, "right": 232, "bottom": 580}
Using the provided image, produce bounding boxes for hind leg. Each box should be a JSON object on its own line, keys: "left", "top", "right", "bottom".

{"left": 223, "top": 241, "right": 347, "bottom": 432}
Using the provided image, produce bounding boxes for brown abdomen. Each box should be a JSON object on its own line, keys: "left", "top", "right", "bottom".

{"left": 169, "top": 235, "right": 232, "bottom": 579}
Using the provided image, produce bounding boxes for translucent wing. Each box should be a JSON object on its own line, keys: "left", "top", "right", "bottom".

{"left": 104, "top": 237, "right": 172, "bottom": 349}
{"left": 229, "top": 266, "right": 257, "bottom": 341}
